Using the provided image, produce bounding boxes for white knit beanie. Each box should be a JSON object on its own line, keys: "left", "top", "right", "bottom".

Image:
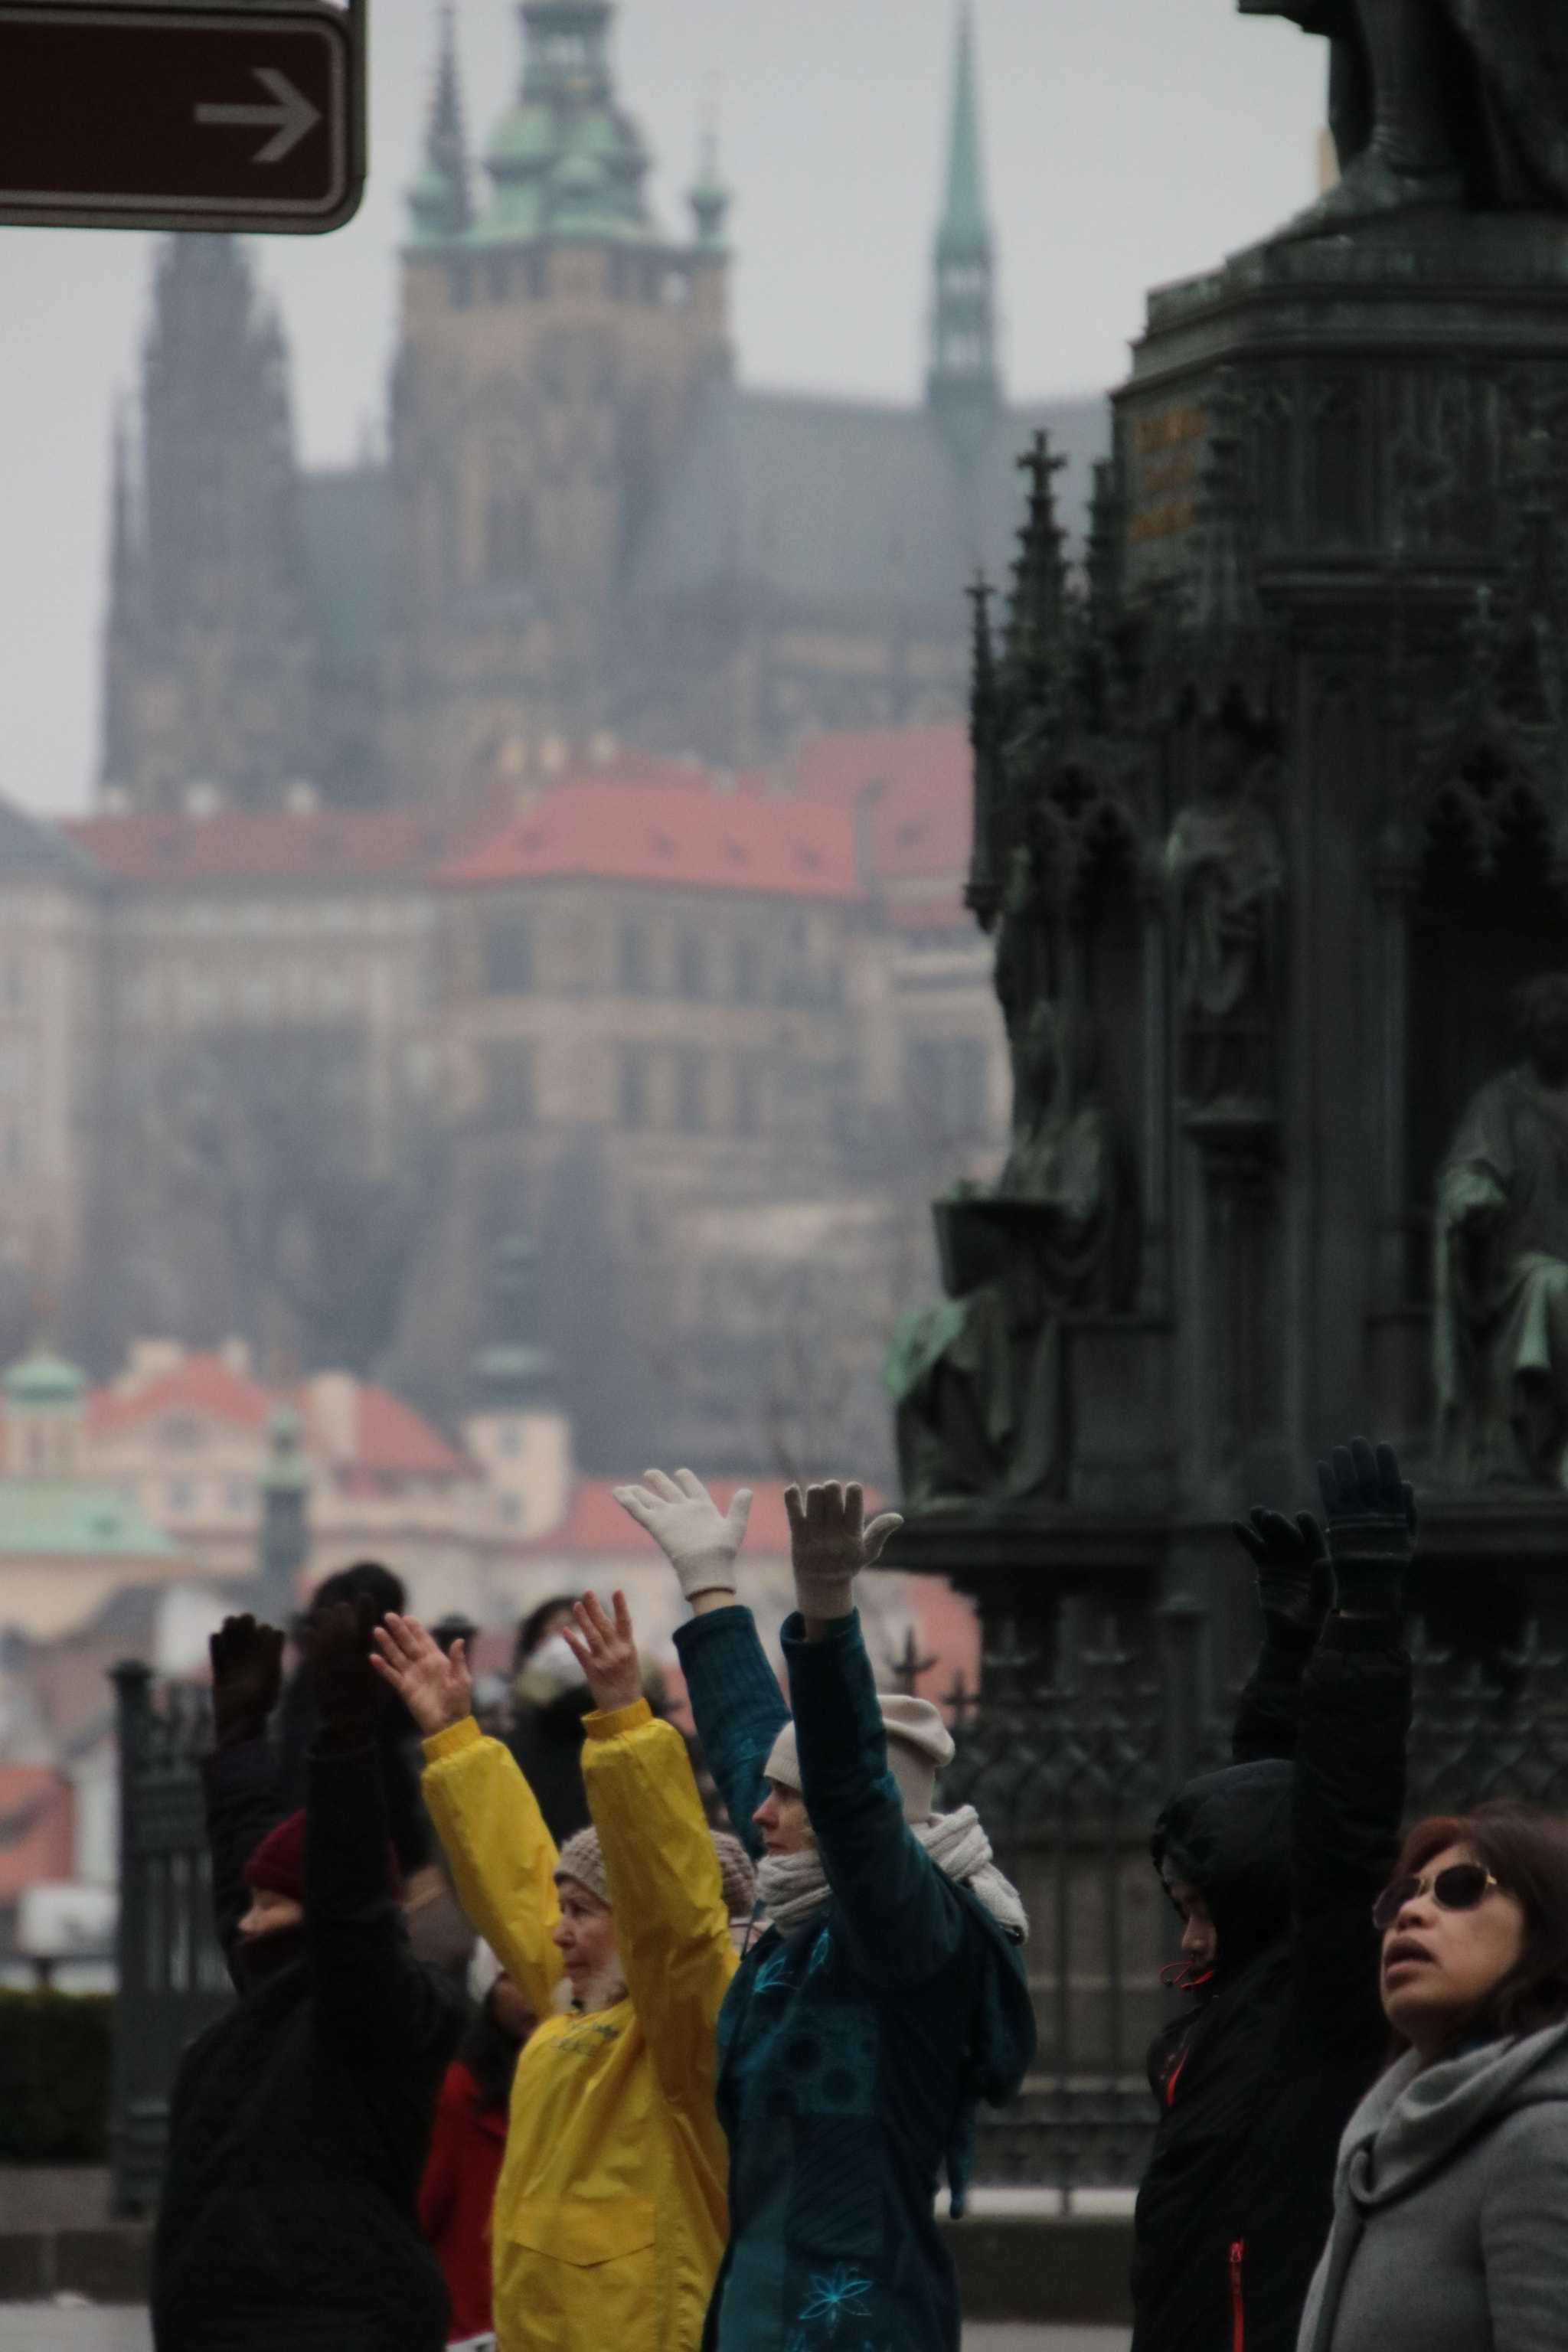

{"left": 763, "top": 1696, "right": 955, "bottom": 1824}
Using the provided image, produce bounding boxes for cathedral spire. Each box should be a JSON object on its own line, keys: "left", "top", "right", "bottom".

{"left": 927, "top": 2, "right": 1001, "bottom": 467}
{"left": 688, "top": 105, "right": 731, "bottom": 253}
{"left": 407, "top": 2, "right": 472, "bottom": 243}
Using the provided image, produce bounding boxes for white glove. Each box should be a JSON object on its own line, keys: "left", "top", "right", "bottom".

{"left": 612, "top": 1468, "right": 753, "bottom": 1603}
{"left": 785, "top": 1481, "right": 903, "bottom": 1622}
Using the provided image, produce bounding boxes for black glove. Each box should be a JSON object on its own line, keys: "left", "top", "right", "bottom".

{"left": 306, "top": 1596, "right": 381, "bottom": 1753}
{"left": 1230, "top": 1506, "right": 1334, "bottom": 1648}
{"left": 1316, "top": 1436, "right": 1416, "bottom": 1618}
{"left": 209, "top": 1614, "right": 284, "bottom": 1750}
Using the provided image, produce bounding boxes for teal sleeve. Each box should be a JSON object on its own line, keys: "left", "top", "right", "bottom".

{"left": 673, "top": 1603, "right": 790, "bottom": 1861}
{"left": 782, "top": 1609, "right": 962, "bottom": 1988}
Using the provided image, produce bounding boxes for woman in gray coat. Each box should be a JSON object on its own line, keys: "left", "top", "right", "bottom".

{"left": 1299, "top": 1805, "right": 1568, "bottom": 2352}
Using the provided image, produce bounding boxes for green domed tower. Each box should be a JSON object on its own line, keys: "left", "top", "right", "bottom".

{"left": 384, "top": 0, "right": 731, "bottom": 802}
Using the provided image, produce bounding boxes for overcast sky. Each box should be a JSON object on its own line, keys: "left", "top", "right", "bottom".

{"left": 0, "top": 0, "right": 1325, "bottom": 816}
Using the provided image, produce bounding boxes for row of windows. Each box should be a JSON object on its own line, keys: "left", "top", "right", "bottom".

{"left": 158, "top": 1478, "right": 254, "bottom": 1518}
{"left": 118, "top": 962, "right": 435, "bottom": 1025}
{"left": 479, "top": 1035, "right": 989, "bottom": 1138}
{"left": 482, "top": 916, "right": 841, "bottom": 1008}
{"left": 619, "top": 1047, "right": 767, "bottom": 1137}
{"left": 447, "top": 253, "right": 694, "bottom": 312}
{"left": 480, "top": 1040, "right": 770, "bottom": 1137}
{"left": 122, "top": 900, "right": 427, "bottom": 939}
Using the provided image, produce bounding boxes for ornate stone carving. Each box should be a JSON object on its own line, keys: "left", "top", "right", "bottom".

{"left": 1436, "top": 973, "right": 1568, "bottom": 1483}
{"left": 885, "top": 1000, "right": 1125, "bottom": 1508}
{"left": 1165, "top": 716, "right": 1285, "bottom": 1119}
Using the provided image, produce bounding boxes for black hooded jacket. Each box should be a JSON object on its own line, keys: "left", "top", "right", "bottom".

{"left": 1130, "top": 1615, "right": 1410, "bottom": 2352}
{"left": 152, "top": 1736, "right": 464, "bottom": 2352}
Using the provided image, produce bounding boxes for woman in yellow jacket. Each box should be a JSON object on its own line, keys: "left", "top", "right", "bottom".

{"left": 372, "top": 1591, "right": 750, "bottom": 2352}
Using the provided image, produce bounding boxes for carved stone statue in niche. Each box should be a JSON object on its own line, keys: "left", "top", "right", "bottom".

{"left": 884, "top": 998, "right": 1125, "bottom": 1508}
{"left": 1436, "top": 973, "right": 1568, "bottom": 1485}
{"left": 1165, "top": 718, "right": 1284, "bottom": 1113}
{"left": 1242, "top": 0, "right": 1568, "bottom": 233}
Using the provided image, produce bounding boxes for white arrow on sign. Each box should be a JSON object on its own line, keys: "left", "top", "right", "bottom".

{"left": 194, "top": 67, "right": 322, "bottom": 166}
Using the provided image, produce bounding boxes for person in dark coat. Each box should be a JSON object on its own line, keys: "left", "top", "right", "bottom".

{"left": 275, "top": 1562, "right": 433, "bottom": 1883}
{"left": 417, "top": 1971, "right": 534, "bottom": 2347}
{"left": 152, "top": 1603, "right": 464, "bottom": 2352}
{"left": 1129, "top": 1439, "right": 1415, "bottom": 2352}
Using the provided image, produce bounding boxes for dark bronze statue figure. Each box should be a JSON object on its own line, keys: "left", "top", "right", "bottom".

{"left": 1165, "top": 722, "right": 1284, "bottom": 1112}
{"left": 884, "top": 1001, "right": 1124, "bottom": 1509}
{"left": 1436, "top": 973, "right": 1568, "bottom": 1485}
{"left": 1243, "top": 0, "right": 1568, "bottom": 230}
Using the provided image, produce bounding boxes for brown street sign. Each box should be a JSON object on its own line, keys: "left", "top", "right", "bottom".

{"left": 0, "top": 2, "right": 364, "bottom": 234}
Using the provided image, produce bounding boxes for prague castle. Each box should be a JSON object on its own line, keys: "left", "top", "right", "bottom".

{"left": 30, "top": 2, "right": 1114, "bottom": 1475}
{"left": 100, "top": 0, "right": 1105, "bottom": 812}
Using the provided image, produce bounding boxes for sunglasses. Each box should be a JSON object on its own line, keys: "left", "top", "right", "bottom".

{"left": 1372, "top": 1861, "right": 1501, "bottom": 1933}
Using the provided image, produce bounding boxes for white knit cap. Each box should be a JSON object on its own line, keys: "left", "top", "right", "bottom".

{"left": 763, "top": 1696, "right": 955, "bottom": 1824}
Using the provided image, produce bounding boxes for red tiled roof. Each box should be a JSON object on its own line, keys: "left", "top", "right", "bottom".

{"left": 344, "top": 1384, "right": 467, "bottom": 1478}
{"left": 89, "top": 1354, "right": 273, "bottom": 1437}
{"left": 0, "top": 1769, "right": 74, "bottom": 1899}
{"left": 440, "top": 781, "right": 860, "bottom": 899}
{"left": 532, "top": 1479, "right": 880, "bottom": 1557}
{"left": 88, "top": 1353, "right": 466, "bottom": 1478}
{"left": 791, "top": 726, "right": 973, "bottom": 929}
{"left": 67, "top": 789, "right": 508, "bottom": 884}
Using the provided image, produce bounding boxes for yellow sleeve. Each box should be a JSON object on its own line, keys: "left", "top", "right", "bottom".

{"left": 583, "top": 1699, "right": 739, "bottom": 2115}
{"left": 420, "top": 1716, "right": 564, "bottom": 2021}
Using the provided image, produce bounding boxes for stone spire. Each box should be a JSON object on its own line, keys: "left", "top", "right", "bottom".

{"left": 100, "top": 236, "right": 317, "bottom": 811}
{"left": 477, "top": 0, "right": 660, "bottom": 248}
{"left": 407, "top": 2, "right": 472, "bottom": 243}
{"left": 688, "top": 106, "right": 731, "bottom": 253}
{"left": 926, "top": 2, "right": 1001, "bottom": 467}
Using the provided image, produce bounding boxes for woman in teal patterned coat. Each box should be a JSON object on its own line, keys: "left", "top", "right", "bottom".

{"left": 614, "top": 1470, "right": 1034, "bottom": 2352}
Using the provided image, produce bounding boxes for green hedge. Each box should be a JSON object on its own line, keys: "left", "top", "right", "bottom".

{"left": 0, "top": 1992, "right": 112, "bottom": 2162}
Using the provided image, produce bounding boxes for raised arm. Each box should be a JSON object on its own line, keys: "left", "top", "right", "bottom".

{"left": 565, "top": 1592, "right": 738, "bottom": 2123}
{"left": 374, "top": 1612, "right": 564, "bottom": 2021}
{"left": 202, "top": 1614, "right": 286, "bottom": 1968}
{"left": 1289, "top": 1440, "right": 1413, "bottom": 2059}
{"left": 615, "top": 1469, "right": 788, "bottom": 1851}
{"left": 785, "top": 1481, "right": 965, "bottom": 1989}
{"left": 1228, "top": 1505, "right": 1334, "bottom": 1763}
{"left": 304, "top": 1599, "right": 463, "bottom": 2061}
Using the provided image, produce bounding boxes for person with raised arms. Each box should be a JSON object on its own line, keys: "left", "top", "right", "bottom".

{"left": 371, "top": 1589, "right": 753, "bottom": 2352}
{"left": 614, "top": 1468, "right": 1034, "bottom": 2352}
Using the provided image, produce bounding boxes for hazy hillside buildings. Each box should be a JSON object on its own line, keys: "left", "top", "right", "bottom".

{"left": 39, "top": 1, "right": 1101, "bottom": 1470}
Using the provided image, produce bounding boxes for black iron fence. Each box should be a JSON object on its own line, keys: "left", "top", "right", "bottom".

{"left": 110, "top": 1662, "right": 230, "bottom": 2216}
{"left": 949, "top": 1612, "right": 1568, "bottom": 2192}
{"left": 108, "top": 1617, "right": 1568, "bottom": 2210}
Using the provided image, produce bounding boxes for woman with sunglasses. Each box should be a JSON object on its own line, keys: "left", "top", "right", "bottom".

{"left": 1298, "top": 1804, "right": 1568, "bottom": 2352}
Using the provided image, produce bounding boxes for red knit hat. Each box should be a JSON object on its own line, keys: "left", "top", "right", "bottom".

{"left": 243, "top": 1811, "right": 305, "bottom": 1903}
{"left": 242, "top": 1811, "right": 405, "bottom": 1906}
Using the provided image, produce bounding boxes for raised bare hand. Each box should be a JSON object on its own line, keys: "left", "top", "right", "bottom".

{"left": 371, "top": 1610, "right": 472, "bottom": 1737}
{"left": 560, "top": 1590, "right": 643, "bottom": 1715}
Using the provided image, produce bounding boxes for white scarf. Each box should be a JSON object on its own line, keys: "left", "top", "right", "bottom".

{"left": 756, "top": 1804, "right": 1027, "bottom": 1943}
